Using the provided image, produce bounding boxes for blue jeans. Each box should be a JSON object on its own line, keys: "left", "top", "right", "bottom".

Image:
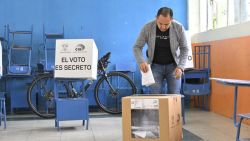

{"left": 150, "top": 63, "right": 181, "bottom": 94}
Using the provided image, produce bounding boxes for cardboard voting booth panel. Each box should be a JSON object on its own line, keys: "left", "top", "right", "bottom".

{"left": 122, "top": 95, "right": 182, "bottom": 141}
{"left": 54, "top": 39, "right": 98, "bottom": 80}
{"left": 0, "top": 41, "right": 2, "bottom": 78}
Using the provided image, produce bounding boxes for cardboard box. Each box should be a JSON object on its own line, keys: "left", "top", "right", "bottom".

{"left": 54, "top": 39, "right": 98, "bottom": 80}
{"left": 122, "top": 95, "right": 182, "bottom": 141}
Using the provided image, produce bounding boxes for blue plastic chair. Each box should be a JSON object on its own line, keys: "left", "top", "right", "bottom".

{"left": 6, "top": 24, "right": 33, "bottom": 75}
{"left": 182, "top": 69, "right": 210, "bottom": 109}
{"left": 182, "top": 45, "right": 211, "bottom": 109}
{"left": 115, "top": 62, "right": 136, "bottom": 83}
{"left": 43, "top": 25, "right": 64, "bottom": 71}
{"left": 0, "top": 92, "right": 6, "bottom": 129}
{"left": 236, "top": 113, "right": 250, "bottom": 141}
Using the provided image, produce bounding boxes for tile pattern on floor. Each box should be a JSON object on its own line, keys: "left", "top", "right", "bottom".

{"left": 0, "top": 109, "right": 250, "bottom": 141}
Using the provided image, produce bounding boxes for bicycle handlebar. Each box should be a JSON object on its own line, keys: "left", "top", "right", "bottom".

{"left": 98, "top": 52, "right": 111, "bottom": 70}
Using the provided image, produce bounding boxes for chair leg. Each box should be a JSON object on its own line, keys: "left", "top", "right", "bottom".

{"left": 86, "top": 119, "right": 89, "bottom": 130}
{"left": 3, "top": 100, "right": 6, "bottom": 129}
{"left": 55, "top": 120, "right": 59, "bottom": 128}
{"left": 202, "top": 96, "right": 205, "bottom": 109}
{"left": 197, "top": 96, "right": 200, "bottom": 107}
{"left": 193, "top": 96, "right": 196, "bottom": 107}
{"left": 0, "top": 100, "right": 2, "bottom": 127}
{"left": 205, "top": 95, "right": 210, "bottom": 110}
{"left": 203, "top": 95, "right": 207, "bottom": 110}
{"left": 181, "top": 96, "right": 185, "bottom": 124}
{"left": 236, "top": 117, "right": 244, "bottom": 141}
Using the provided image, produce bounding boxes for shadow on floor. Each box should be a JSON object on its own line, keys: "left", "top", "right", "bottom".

{"left": 183, "top": 128, "right": 203, "bottom": 141}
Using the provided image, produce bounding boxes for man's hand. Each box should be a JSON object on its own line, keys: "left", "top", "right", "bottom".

{"left": 140, "top": 62, "right": 149, "bottom": 73}
{"left": 174, "top": 67, "right": 183, "bottom": 79}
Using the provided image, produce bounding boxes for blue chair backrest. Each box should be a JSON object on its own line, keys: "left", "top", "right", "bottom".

{"left": 115, "top": 62, "right": 136, "bottom": 72}
{"left": 182, "top": 69, "right": 210, "bottom": 95}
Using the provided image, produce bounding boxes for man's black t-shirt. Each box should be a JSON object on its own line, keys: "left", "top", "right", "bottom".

{"left": 153, "top": 26, "right": 175, "bottom": 65}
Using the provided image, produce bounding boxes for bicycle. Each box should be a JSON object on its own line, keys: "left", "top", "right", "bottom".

{"left": 27, "top": 52, "right": 137, "bottom": 118}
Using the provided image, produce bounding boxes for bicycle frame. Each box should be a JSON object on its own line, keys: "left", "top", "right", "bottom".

{"left": 27, "top": 52, "right": 137, "bottom": 117}
{"left": 63, "top": 52, "right": 117, "bottom": 98}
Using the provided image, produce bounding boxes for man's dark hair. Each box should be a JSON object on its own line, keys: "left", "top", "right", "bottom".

{"left": 156, "top": 7, "right": 173, "bottom": 18}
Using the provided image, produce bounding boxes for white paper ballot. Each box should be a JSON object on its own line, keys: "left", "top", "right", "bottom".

{"left": 141, "top": 64, "right": 155, "bottom": 86}
{"left": 133, "top": 131, "right": 147, "bottom": 138}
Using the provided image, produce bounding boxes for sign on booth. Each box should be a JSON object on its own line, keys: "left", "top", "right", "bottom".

{"left": 54, "top": 39, "right": 98, "bottom": 80}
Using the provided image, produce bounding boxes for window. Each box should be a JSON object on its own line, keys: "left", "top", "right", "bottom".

{"left": 188, "top": 0, "right": 250, "bottom": 35}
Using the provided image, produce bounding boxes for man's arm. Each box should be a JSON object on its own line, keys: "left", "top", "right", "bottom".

{"left": 133, "top": 26, "right": 148, "bottom": 72}
{"left": 177, "top": 25, "right": 189, "bottom": 71}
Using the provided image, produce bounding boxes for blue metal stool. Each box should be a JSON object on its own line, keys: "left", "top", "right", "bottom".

{"left": 54, "top": 79, "right": 89, "bottom": 130}
{"left": 55, "top": 98, "right": 89, "bottom": 130}
{"left": 0, "top": 92, "right": 6, "bottom": 129}
{"left": 236, "top": 113, "right": 250, "bottom": 141}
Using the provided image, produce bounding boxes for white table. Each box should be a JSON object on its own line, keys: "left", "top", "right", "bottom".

{"left": 210, "top": 78, "right": 250, "bottom": 127}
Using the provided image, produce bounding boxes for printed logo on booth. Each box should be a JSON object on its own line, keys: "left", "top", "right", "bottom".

{"left": 74, "top": 44, "right": 85, "bottom": 53}
{"left": 61, "top": 44, "right": 70, "bottom": 53}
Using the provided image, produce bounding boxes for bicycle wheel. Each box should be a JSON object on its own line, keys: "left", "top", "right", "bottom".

{"left": 27, "top": 73, "right": 55, "bottom": 118}
{"left": 94, "top": 71, "right": 137, "bottom": 114}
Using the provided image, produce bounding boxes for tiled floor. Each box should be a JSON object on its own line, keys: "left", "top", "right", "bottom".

{"left": 0, "top": 109, "right": 250, "bottom": 141}
{"left": 184, "top": 109, "right": 250, "bottom": 141}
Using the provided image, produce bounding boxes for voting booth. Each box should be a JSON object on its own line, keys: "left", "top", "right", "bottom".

{"left": 54, "top": 39, "right": 98, "bottom": 129}
{"left": 54, "top": 39, "right": 98, "bottom": 80}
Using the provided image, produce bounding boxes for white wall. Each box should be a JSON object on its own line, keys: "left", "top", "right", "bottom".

{"left": 188, "top": 0, "right": 200, "bottom": 35}
{"left": 191, "top": 21, "right": 250, "bottom": 43}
